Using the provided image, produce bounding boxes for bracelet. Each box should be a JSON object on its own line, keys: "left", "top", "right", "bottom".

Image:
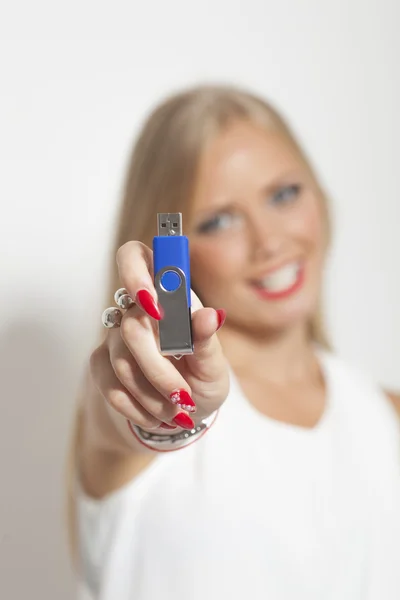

{"left": 127, "top": 410, "right": 218, "bottom": 452}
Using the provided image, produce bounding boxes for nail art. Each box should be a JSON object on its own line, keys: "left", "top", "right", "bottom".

{"left": 135, "top": 289, "right": 163, "bottom": 320}
{"left": 173, "top": 412, "right": 195, "bottom": 430}
{"left": 169, "top": 389, "right": 196, "bottom": 413}
{"left": 215, "top": 308, "right": 226, "bottom": 331}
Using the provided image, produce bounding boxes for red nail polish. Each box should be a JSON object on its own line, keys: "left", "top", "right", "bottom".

{"left": 160, "top": 422, "right": 177, "bottom": 429}
{"left": 136, "top": 289, "right": 162, "bottom": 321}
{"left": 169, "top": 389, "right": 196, "bottom": 413}
{"left": 173, "top": 412, "right": 195, "bottom": 430}
{"left": 215, "top": 308, "right": 226, "bottom": 331}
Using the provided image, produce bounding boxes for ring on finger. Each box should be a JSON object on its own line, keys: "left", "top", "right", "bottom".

{"left": 101, "top": 307, "right": 123, "bottom": 328}
{"left": 101, "top": 288, "right": 135, "bottom": 328}
{"left": 114, "top": 287, "right": 135, "bottom": 309}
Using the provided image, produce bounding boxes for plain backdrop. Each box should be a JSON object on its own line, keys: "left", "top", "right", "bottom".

{"left": 0, "top": 0, "right": 399, "bottom": 597}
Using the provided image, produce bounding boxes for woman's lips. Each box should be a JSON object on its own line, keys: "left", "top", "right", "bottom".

{"left": 251, "top": 261, "right": 305, "bottom": 300}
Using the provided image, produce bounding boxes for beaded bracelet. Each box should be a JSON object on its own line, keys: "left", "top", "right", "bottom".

{"left": 127, "top": 410, "right": 218, "bottom": 452}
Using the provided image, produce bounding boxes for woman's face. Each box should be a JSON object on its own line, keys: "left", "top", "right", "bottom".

{"left": 188, "top": 120, "right": 326, "bottom": 335}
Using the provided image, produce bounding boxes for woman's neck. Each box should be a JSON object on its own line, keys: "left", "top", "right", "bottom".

{"left": 218, "top": 321, "right": 319, "bottom": 385}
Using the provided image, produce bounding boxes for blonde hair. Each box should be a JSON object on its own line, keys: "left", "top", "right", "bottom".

{"left": 67, "top": 84, "right": 331, "bottom": 559}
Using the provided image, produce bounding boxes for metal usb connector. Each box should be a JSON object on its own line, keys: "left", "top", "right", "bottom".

{"left": 157, "top": 213, "right": 183, "bottom": 237}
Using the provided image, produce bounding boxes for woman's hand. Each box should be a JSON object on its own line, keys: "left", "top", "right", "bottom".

{"left": 90, "top": 241, "right": 230, "bottom": 440}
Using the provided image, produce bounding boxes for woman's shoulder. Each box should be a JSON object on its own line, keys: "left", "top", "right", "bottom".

{"left": 386, "top": 391, "right": 400, "bottom": 419}
{"left": 319, "top": 348, "right": 400, "bottom": 423}
{"left": 319, "top": 350, "right": 400, "bottom": 473}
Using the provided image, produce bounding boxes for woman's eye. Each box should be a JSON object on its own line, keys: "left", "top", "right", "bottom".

{"left": 196, "top": 212, "right": 239, "bottom": 234}
{"left": 270, "top": 184, "right": 301, "bottom": 205}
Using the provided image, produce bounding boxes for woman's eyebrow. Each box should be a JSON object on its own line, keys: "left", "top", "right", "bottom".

{"left": 193, "top": 202, "right": 236, "bottom": 220}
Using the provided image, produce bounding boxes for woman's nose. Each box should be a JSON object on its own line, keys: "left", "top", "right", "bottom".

{"left": 250, "top": 214, "right": 286, "bottom": 259}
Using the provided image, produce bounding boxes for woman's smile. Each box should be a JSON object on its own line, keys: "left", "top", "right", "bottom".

{"left": 250, "top": 259, "right": 305, "bottom": 300}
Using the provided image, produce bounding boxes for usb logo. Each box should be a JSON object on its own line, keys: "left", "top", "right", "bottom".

{"left": 153, "top": 213, "right": 194, "bottom": 357}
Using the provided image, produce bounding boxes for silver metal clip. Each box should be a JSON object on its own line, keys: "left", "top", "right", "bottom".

{"left": 154, "top": 265, "right": 194, "bottom": 356}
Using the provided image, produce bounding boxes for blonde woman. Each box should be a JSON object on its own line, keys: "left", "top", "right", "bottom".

{"left": 73, "top": 85, "right": 400, "bottom": 600}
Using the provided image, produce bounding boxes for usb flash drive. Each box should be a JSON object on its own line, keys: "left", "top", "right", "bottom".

{"left": 153, "top": 212, "right": 194, "bottom": 357}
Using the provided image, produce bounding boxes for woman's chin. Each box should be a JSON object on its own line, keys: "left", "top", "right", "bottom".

{"left": 246, "top": 290, "right": 317, "bottom": 334}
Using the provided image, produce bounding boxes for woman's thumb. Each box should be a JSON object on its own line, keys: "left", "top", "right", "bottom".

{"left": 186, "top": 306, "right": 227, "bottom": 381}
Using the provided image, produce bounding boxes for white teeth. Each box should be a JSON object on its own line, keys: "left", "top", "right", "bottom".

{"left": 260, "top": 263, "right": 300, "bottom": 292}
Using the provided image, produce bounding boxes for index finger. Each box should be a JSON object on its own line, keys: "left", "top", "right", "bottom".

{"left": 116, "top": 241, "right": 161, "bottom": 319}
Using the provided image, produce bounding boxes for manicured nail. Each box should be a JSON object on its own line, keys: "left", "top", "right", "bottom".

{"left": 215, "top": 308, "right": 226, "bottom": 331}
{"left": 173, "top": 412, "right": 195, "bottom": 430}
{"left": 136, "top": 289, "right": 162, "bottom": 320}
{"left": 169, "top": 389, "right": 196, "bottom": 413}
{"left": 160, "top": 422, "right": 177, "bottom": 429}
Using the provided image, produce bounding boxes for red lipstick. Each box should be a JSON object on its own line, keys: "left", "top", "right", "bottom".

{"left": 252, "top": 264, "right": 305, "bottom": 301}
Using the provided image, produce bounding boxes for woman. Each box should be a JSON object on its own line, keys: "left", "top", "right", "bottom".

{"left": 73, "top": 85, "right": 400, "bottom": 600}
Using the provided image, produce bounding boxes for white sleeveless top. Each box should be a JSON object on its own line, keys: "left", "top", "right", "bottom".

{"left": 77, "top": 352, "right": 400, "bottom": 600}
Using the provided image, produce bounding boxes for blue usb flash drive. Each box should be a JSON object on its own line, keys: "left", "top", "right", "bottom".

{"left": 153, "top": 213, "right": 194, "bottom": 356}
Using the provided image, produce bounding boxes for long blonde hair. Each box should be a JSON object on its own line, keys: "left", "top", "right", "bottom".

{"left": 67, "top": 84, "right": 331, "bottom": 559}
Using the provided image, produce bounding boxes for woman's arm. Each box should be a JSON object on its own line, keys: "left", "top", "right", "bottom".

{"left": 77, "top": 365, "right": 158, "bottom": 500}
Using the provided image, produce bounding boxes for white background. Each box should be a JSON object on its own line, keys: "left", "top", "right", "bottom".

{"left": 0, "top": 1, "right": 399, "bottom": 597}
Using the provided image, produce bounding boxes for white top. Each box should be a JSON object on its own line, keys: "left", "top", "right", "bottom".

{"left": 77, "top": 352, "right": 400, "bottom": 600}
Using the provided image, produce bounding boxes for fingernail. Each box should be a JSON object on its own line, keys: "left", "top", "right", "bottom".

{"left": 136, "top": 289, "right": 162, "bottom": 321}
{"left": 169, "top": 389, "right": 196, "bottom": 413}
{"left": 173, "top": 412, "right": 195, "bottom": 430}
{"left": 215, "top": 308, "right": 226, "bottom": 331}
{"left": 160, "top": 422, "right": 178, "bottom": 429}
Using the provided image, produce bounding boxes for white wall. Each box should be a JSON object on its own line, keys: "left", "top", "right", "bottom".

{"left": 1, "top": 1, "right": 399, "bottom": 597}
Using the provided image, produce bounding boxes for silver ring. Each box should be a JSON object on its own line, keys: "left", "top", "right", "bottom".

{"left": 101, "top": 288, "right": 135, "bottom": 329}
{"left": 114, "top": 287, "right": 135, "bottom": 309}
{"left": 101, "top": 307, "right": 123, "bottom": 328}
